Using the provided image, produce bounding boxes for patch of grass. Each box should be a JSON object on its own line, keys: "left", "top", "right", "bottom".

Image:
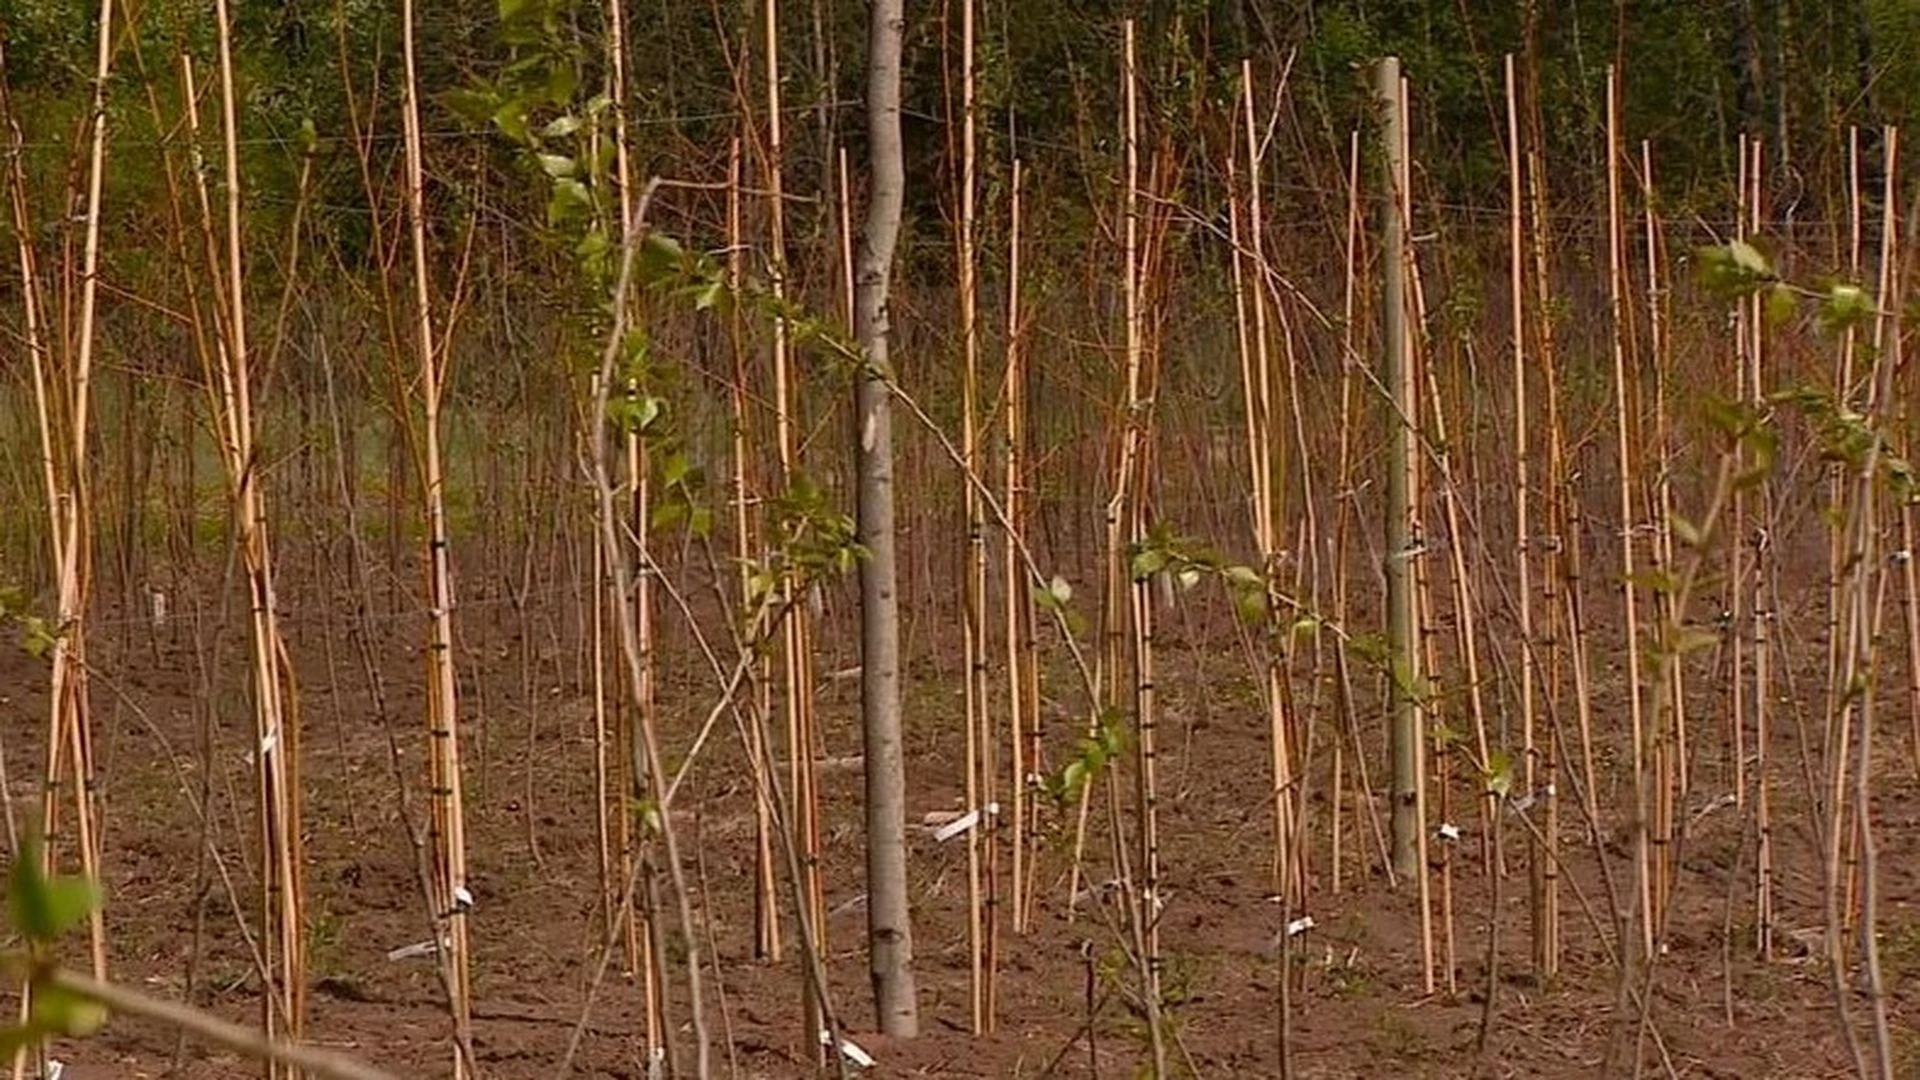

{"left": 1878, "top": 920, "right": 1920, "bottom": 988}
{"left": 1323, "top": 953, "right": 1374, "bottom": 999}
{"left": 1368, "top": 1009, "right": 1432, "bottom": 1060}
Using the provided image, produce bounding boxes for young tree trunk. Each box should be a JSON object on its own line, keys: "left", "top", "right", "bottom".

{"left": 856, "top": 0, "right": 919, "bottom": 1039}
{"left": 1376, "top": 57, "right": 1421, "bottom": 883}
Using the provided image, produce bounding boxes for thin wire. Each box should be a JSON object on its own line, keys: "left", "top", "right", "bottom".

{"left": 2, "top": 99, "right": 866, "bottom": 153}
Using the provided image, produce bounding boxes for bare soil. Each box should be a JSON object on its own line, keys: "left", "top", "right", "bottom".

{"left": 2, "top": 579, "right": 1915, "bottom": 1079}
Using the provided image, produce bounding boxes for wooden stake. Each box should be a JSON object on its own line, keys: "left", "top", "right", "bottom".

{"left": 399, "top": 1, "right": 473, "bottom": 1069}
{"left": 1604, "top": 67, "right": 1653, "bottom": 959}
{"left": 954, "top": 0, "right": 990, "bottom": 1032}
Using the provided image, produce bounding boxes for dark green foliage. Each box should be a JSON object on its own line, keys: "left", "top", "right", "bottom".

{"left": 1, "top": 837, "right": 109, "bottom": 1052}
{"left": 4, "top": 0, "right": 1913, "bottom": 277}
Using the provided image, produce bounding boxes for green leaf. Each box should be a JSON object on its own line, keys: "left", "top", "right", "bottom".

{"left": 40, "top": 878, "right": 97, "bottom": 939}
{"left": 1695, "top": 242, "right": 1773, "bottom": 300}
{"left": 629, "top": 797, "right": 663, "bottom": 834}
{"left": 575, "top": 228, "right": 610, "bottom": 263}
{"left": 29, "top": 984, "right": 106, "bottom": 1037}
{"left": 541, "top": 114, "right": 581, "bottom": 139}
{"left": 1670, "top": 514, "right": 1702, "bottom": 549}
{"left": 662, "top": 452, "right": 693, "bottom": 487}
{"left": 1763, "top": 283, "right": 1796, "bottom": 329}
{"left": 1820, "top": 282, "right": 1873, "bottom": 333}
{"left": 629, "top": 395, "right": 661, "bottom": 433}
{"left": 1485, "top": 749, "right": 1514, "bottom": 799}
{"left": 607, "top": 394, "right": 660, "bottom": 434}
{"left": 1129, "top": 547, "right": 1168, "bottom": 581}
{"left": 1624, "top": 568, "right": 1678, "bottom": 594}
{"left": 6, "top": 849, "right": 45, "bottom": 937}
{"left": 1060, "top": 759, "right": 1088, "bottom": 800}
{"left": 1672, "top": 626, "right": 1720, "bottom": 655}
{"left": 536, "top": 153, "right": 577, "bottom": 179}
{"left": 443, "top": 87, "right": 503, "bottom": 123}
{"left": 1232, "top": 586, "right": 1269, "bottom": 624}
{"left": 546, "top": 62, "right": 580, "bottom": 107}
{"left": 546, "top": 177, "right": 593, "bottom": 225}
{"left": 1700, "top": 395, "right": 1752, "bottom": 436}
{"left": 0, "top": 1026, "right": 41, "bottom": 1061}
{"left": 1728, "top": 239, "right": 1772, "bottom": 278}
{"left": 491, "top": 98, "right": 531, "bottom": 145}
{"left": 1222, "top": 564, "right": 1264, "bottom": 589}
{"left": 9, "top": 846, "right": 99, "bottom": 943}
{"left": 650, "top": 500, "right": 688, "bottom": 533}
{"left": 20, "top": 616, "right": 56, "bottom": 659}
{"left": 692, "top": 279, "right": 728, "bottom": 312}
{"left": 1047, "top": 575, "right": 1073, "bottom": 605}
{"left": 688, "top": 505, "right": 715, "bottom": 538}
{"left": 638, "top": 233, "right": 686, "bottom": 285}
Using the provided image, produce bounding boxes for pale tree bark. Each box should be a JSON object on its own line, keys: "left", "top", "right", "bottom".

{"left": 855, "top": 0, "right": 919, "bottom": 1039}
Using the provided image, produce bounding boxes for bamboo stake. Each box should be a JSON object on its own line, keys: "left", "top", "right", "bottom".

{"left": 762, "top": 0, "right": 827, "bottom": 995}
{"left": 1002, "top": 157, "right": 1039, "bottom": 935}
{"left": 202, "top": 11, "right": 311, "bottom": 1062}
{"left": 27, "top": 0, "right": 117, "bottom": 1007}
{"left": 1827, "top": 128, "right": 1860, "bottom": 810}
{"left": 1639, "top": 140, "right": 1683, "bottom": 950}
{"left": 1398, "top": 72, "right": 1436, "bottom": 998}
{"left": 840, "top": 146, "right": 856, "bottom": 326}
{"left": 727, "top": 135, "right": 783, "bottom": 963}
{"left": 1503, "top": 53, "right": 1555, "bottom": 977}
{"left": 1066, "top": 22, "right": 1145, "bottom": 921}
{"left": 1522, "top": 64, "right": 1574, "bottom": 975}
{"left": 1853, "top": 128, "right": 1901, "bottom": 1080}
{"left": 1413, "top": 274, "right": 1482, "bottom": 996}
{"left": 1236, "top": 61, "right": 1304, "bottom": 904}
{"left": 602, "top": 0, "right": 667, "bottom": 1057}
{"left": 2, "top": 25, "right": 111, "bottom": 1076}
{"left": 1900, "top": 347, "right": 1920, "bottom": 783}
{"left": 399, "top": 1, "right": 474, "bottom": 1069}
{"left": 1742, "top": 137, "right": 1776, "bottom": 961}
{"left": 1323, "top": 129, "right": 1394, "bottom": 893}
{"left": 1398, "top": 186, "right": 1442, "bottom": 996}
{"left": 1824, "top": 124, "right": 1900, "bottom": 1080}
{"left": 1821, "top": 131, "right": 1862, "bottom": 944}
{"left": 592, "top": 463, "right": 615, "bottom": 943}
{"left": 1730, "top": 139, "right": 1752, "bottom": 817}
{"left": 954, "top": 0, "right": 990, "bottom": 1032}
{"left": 56, "top": 0, "right": 116, "bottom": 981}
{"left": 1118, "top": 24, "right": 1166, "bottom": 1077}
{"left": 1604, "top": 67, "right": 1653, "bottom": 959}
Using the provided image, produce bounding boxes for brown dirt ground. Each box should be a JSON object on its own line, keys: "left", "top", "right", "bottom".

{"left": 0, "top": 578, "right": 1915, "bottom": 1080}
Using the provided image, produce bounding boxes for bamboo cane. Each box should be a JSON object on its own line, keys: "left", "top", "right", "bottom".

{"left": 399, "top": 2, "right": 474, "bottom": 1068}
{"left": 954, "top": 0, "right": 990, "bottom": 1031}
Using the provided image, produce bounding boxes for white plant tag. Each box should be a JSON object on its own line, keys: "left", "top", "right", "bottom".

{"left": 932, "top": 809, "right": 980, "bottom": 843}
{"left": 820, "top": 1030, "right": 875, "bottom": 1068}
{"left": 386, "top": 938, "right": 445, "bottom": 961}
